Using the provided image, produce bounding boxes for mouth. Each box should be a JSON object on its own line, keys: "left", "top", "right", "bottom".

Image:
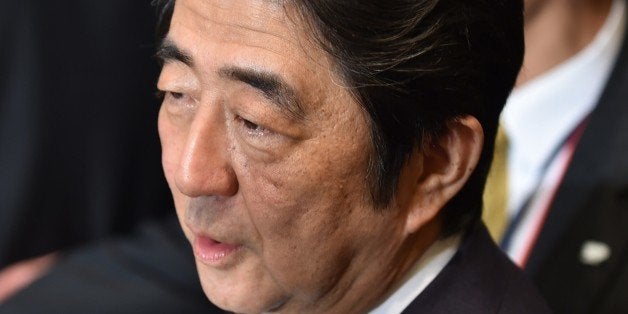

{"left": 193, "top": 234, "right": 242, "bottom": 267}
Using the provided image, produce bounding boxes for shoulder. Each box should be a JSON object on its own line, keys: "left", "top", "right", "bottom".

{"left": 403, "top": 223, "right": 551, "bottom": 314}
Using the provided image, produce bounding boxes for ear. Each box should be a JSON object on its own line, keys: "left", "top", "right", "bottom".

{"left": 400, "top": 115, "right": 484, "bottom": 235}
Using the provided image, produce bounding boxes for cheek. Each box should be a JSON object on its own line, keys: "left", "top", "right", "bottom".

{"left": 235, "top": 106, "right": 374, "bottom": 245}
{"left": 244, "top": 116, "right": 376, "bottom": 292}
{"left": 235, "top": 146, "right": 373, "bottom": 287}
{"left": 239, "top": 152, "right": 358, "bottom": 233}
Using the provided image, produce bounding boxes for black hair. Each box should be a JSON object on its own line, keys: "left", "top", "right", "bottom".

{"left": 152, "top": 0, "right": 524, "bottom": 236}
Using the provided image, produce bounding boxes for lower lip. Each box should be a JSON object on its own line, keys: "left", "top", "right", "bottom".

{"left": 193, "top": 235, "right": 241, "bottom": 266}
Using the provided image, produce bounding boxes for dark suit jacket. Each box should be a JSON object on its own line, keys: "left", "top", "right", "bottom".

{"left": 523, "top": 4, "right": 628, "bottom": 313}
{"left": 404, "top": 223, "right": 551, "bottom": 314}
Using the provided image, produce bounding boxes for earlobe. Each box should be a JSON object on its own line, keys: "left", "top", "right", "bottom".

{"left": 403, "top": 116, "right": 484, "bottom": 234}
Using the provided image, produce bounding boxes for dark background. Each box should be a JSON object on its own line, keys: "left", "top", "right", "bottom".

{"left": 0, "top": 0, "right": 171, "bottom": 267}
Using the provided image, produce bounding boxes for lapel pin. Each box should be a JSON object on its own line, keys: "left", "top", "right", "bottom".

{"left": 579, "top": 240, "right": 611, "bottom": 266}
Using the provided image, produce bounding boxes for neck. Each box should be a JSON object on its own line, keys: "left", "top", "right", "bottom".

{"left": 517, "top": 0, "right": 613, "bottom": 85}
{"left": 292, "top": 216, "right": 443, "bottom": 314}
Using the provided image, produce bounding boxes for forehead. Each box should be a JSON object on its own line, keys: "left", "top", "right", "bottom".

{"left": 168, "top": 0, "right": 344, "bottom": 110}
{"left": 172, "top": 0, "right": 289, "bottom": 42}
{"left": 169, "top": 0, "right": 324, "bottom": 71}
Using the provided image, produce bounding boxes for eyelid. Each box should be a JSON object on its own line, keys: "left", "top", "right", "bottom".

{"left": 157, "top": 62, "right": 201, "bottom": 97}
{"left": 157, "top": 82, "right": 197, "bottom": 97}
{"left": 236, "top": 115, "right": 274, "bottom": 136}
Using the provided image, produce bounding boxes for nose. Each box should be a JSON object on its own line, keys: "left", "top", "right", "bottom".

{"left": 174, "top": 108, "right": 238, "bottom": 198}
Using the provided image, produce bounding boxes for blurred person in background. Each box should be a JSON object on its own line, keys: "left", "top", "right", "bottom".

{"left": 0, "top": 0, "right": 219, "bottom": 312}
{"left": 483, "top": 0, "right": 628, "bottom": 312}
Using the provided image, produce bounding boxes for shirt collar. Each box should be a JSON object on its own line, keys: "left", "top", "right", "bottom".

{"left": 369, "top": 233, "right": 461, "bottom": 314}
{"left": 502, "top": 0, "right": 626, "bottom": 181}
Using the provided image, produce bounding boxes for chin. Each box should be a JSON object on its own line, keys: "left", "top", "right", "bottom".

{"left": 196, "top": 262, "right": 289, "bottom": 314}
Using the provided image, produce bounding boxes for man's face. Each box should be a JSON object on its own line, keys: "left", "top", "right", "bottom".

{"left": 158, "top": 0, "right": 412, "bottom": 312}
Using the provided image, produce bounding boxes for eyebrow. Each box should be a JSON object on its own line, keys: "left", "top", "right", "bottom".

{"left": 218, "top": 67, "right": 305, "bottom": 120}
{"left": 156, "top": 38, "right": 305, "bottom": 120}
{"left": 155, "top": 39, "right": 194, "bottom": 67}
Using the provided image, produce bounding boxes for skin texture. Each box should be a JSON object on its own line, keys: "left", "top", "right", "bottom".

{"left": 158, "top": 0, "right": 483, "bottom": 312}
{"left": 518, "top": 0, "right": 612, "bottom": 85}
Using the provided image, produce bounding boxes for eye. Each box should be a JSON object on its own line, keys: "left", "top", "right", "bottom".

{"left": 242, "top": 118, "right": 261, "bottom": 131}
{"left": 159, "top": 90, "right": 185, "bottom": 101}
{"left": 157, "top": 89, "right": 196, "bottom": 116}
{"left": 169, "top": 91, "right": 184, "bottom": 100}
{"left": 236, "top": 115, "right": 272, "bottom": 136}
{"left": 155, "top": 90, "right": 183, "bottom": 99}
